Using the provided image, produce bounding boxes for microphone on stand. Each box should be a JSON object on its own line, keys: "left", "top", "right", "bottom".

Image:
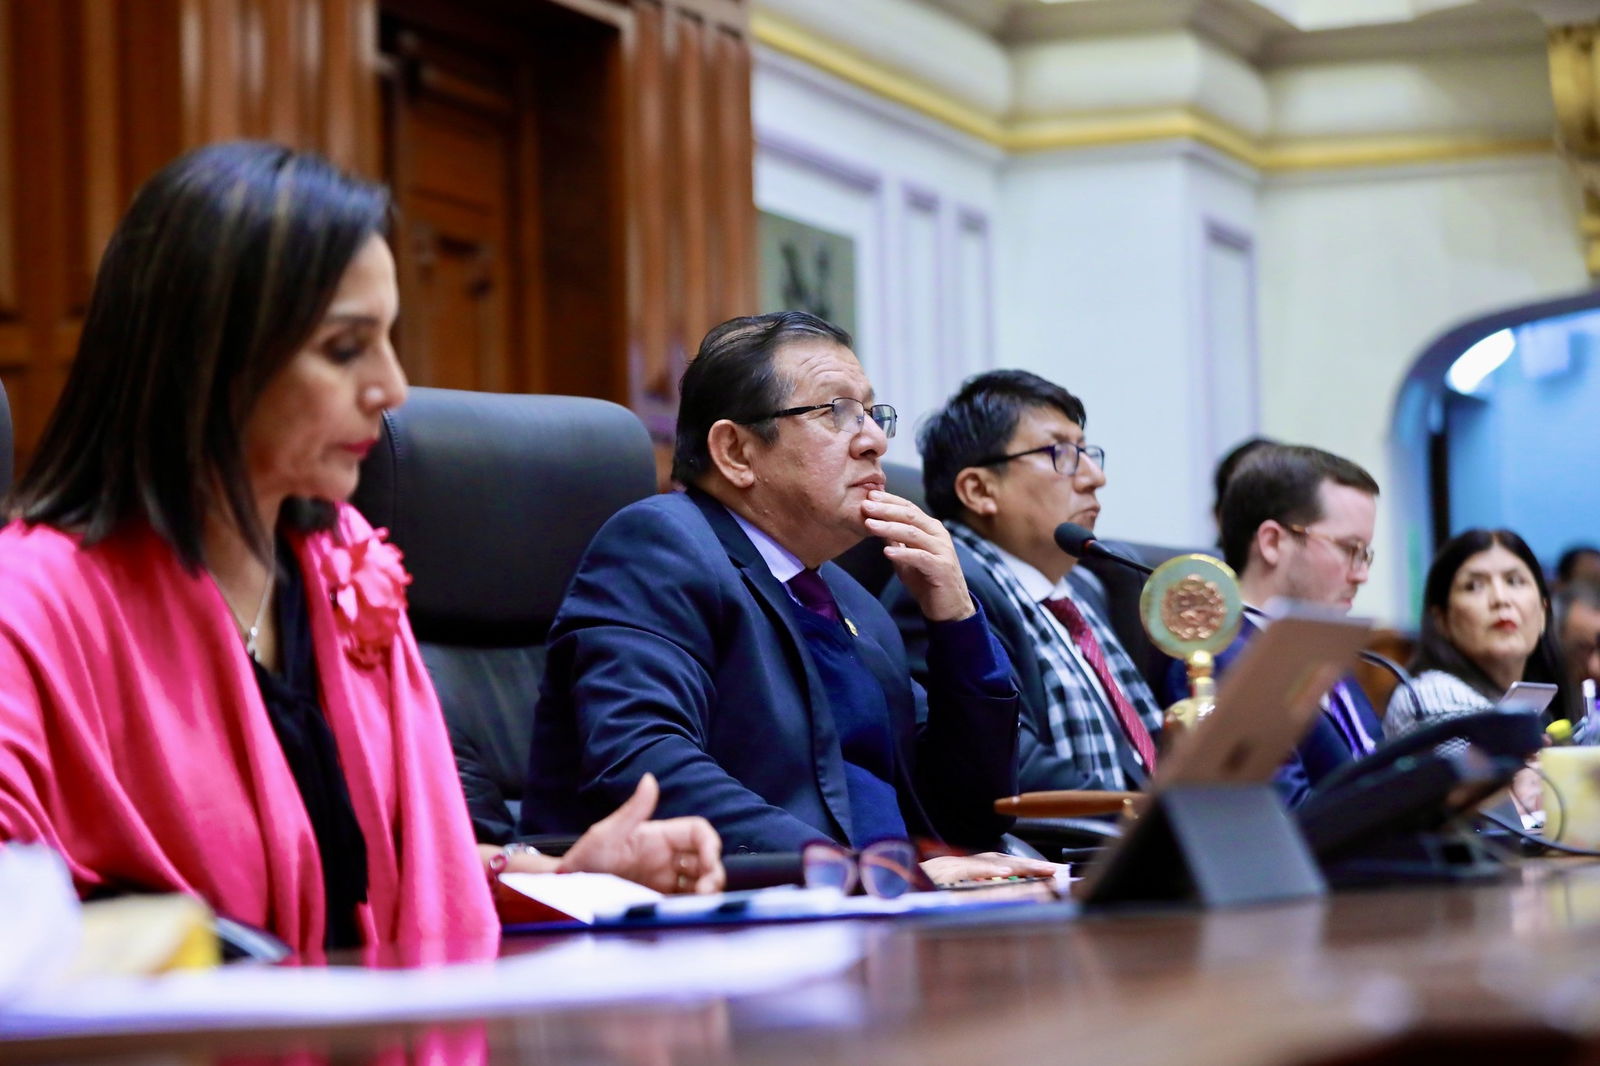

{"left": 1054, "top": 522, "right": 1154, "bottom": 575}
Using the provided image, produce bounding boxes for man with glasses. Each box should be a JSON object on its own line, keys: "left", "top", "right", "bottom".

{"left": 1186, "top": 442, "right": 1383, "bottom": 806}
{"left": 888, "top": 370, "right": 1165, "bottom": 793}
{"left": 523, "top": 311, "right": 1050, "bottom": 884}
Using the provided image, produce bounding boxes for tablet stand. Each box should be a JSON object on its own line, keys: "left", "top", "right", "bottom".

{"left": 1085, "top": 784, "right": 1326, "bottom": 908}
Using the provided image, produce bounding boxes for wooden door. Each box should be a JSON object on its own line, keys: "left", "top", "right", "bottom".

{"left": 378, "top": 0, "right": 627, "bottom": 402}
{"left": 382, "top": 18, "right": 524, "bottom": 394}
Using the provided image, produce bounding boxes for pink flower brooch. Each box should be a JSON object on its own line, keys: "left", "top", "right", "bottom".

{"left": 322, "top": 528, "right": 412, "bottom": 668}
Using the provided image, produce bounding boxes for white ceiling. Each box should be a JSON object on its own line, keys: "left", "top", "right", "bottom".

{"left": 916, "top": 0, "right": 1553, "bottom": 62}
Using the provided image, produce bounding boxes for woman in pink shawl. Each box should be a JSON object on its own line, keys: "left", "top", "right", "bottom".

{"left": 0, "top": 142, "right": 722, "bottom": 957}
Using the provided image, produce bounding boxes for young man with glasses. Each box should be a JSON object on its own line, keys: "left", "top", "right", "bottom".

{"left": 889, "top": 369, "right": 1166, "bottom": 793}
{"left": 523, "top": 311, "right": 1053, "bottom": 885}
{"left": 1188, "top": 442, "right": 1383, "bottom": 806}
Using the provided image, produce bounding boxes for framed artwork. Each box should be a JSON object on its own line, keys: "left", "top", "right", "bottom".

{"left": 758, "top": 210, "right": 858, "bottom": 348}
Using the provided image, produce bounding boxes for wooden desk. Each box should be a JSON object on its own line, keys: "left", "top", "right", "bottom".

{"left": 10, "top": 861, "right": 1600, "bottom": 1066}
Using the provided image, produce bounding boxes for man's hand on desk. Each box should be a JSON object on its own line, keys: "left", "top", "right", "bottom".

{"left": 921, "top": 851, "right": 1061, "bottom": 887}
{"left": 558, "top": 774, "right": 727, "bottom": 895}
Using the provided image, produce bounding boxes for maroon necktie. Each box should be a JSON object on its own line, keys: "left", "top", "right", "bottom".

{"left": 788, "top": 568, "right": 843, "bottom": 626}
{"left": 1044, "top": 596, "right": 1159, "bottom": 773}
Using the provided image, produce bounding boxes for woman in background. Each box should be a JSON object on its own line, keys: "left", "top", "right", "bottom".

{"left": 1386, "top": 527, "right": 1576, "bottom": 736}
{"left": 0, "top": 141, "right": 720, "bottom": 957}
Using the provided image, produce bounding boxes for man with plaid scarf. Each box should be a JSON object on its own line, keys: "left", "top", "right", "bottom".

{"left": 885, "top": 370, "right": 1165, "bottom": 792}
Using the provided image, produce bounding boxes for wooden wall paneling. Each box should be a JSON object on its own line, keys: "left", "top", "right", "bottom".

{"left": 512, "top": 61, "right": 548, "bottom": 395}
{"left": 530, "top": 11, "right": 626, "bottom": 403}
{"left": 711, "top": 22, "right": 754, "bottom": 318}
{"left": 258, "top": 0, "right": 302, "bottom": 145}
{"left": 173, "top": 0, "right": 376, "bottom": 174}
{"left": 78, "top": 0, "right": 121, "bottom": 317}
{"left": 0, "top": 5, "right": 17, "bottom": 328}
{"left": 628, "top": 0, "right": 673, "bottom": 412}
{"left": 117, "top": 0, "right": 187, "bottom": 192}
{"left": 671, "top": 8, "right": 711, "bottom": 372}
{"left": 666, "top": 0, "right": 743, "bottom": 28}
{"left": 617, "top": 0, "right": 753, "bottom": 484}
{"left": 7, "top": 0, "right": 71, "bottom": 472}
{"left": 184, "top": 0, "right": 245, "bottom": 143}
{"left": 317, "top": 0, "right": 381, "bottom": 175}
{"left": 0, "top": 0, "right": 25, "bottom": 466}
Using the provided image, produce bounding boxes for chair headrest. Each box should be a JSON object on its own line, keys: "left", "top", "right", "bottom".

{"left": 352, "top": 387, "right": 656, "bottom": 643}
{"left": 884, "top": 461, "right": 924, "bottom": 510}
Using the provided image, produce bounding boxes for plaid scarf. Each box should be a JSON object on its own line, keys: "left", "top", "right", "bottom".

{"left": 948, "top": 523, "right": 1165, "bottom": 790}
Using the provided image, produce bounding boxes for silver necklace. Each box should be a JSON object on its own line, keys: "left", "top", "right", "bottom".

{"left": 218, "top": 568, "right": 275, "bottom": 661}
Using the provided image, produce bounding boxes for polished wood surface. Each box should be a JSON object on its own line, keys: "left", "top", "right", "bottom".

{"left": 995, "top": 789, "right": 1140, "bottom": 817}
{"left": 9, "top": 860, "right": 1600, "bottom": 1066}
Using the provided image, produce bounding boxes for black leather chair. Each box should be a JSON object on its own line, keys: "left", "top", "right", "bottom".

{"left": 352, "top": 387, "right": 656, "bottom": 846}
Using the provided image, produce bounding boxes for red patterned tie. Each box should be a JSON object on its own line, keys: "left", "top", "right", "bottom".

{"left": 1044, "top": 596, "right": 1159, "bottom": 773}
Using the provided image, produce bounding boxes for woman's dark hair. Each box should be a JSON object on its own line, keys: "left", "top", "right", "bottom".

{"left": 671, "top": 310, "right": 852, "bottom": 485}
{"left": 12, "top": 141, "right": 390, "bottom": 570}
{"left": 917, "top": 369, "right": 1087, "bottom": 521}
{"left": 1410, "top": 527, "right": 1578, "bottom": 722}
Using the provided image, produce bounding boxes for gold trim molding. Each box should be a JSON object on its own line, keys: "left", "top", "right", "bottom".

{"left": 753, "top": 11, "right": 1555, "bottom": 174}
{"left": 1549, "top": 21, "right": 1600, "bottom": 275}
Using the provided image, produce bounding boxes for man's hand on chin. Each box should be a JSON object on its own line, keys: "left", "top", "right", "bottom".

{"left": 862, "top": 490, "right": 975, "bottom": 622}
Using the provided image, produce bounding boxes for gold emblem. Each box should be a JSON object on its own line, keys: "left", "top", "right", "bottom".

{"left": 1138, "top": 555, "right": 1244, "bottom": 734}
{"left": 1160, "top": 575, "right": 1227, "bottom": 643}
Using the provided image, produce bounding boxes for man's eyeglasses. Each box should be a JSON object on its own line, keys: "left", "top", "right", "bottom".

{"left": 974, "top": 440, "right": 1105, "bottom": 476}
{"left": 802, "top": 839, "right": 934, "bottom": 899}
{"left": 744, "top": 398, "right": 898, "bottom": 439}
{"left": 1285, "top": 524, "right": 1375, "bottom": 570}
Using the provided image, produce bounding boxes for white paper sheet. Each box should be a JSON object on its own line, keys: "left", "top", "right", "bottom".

{"left": 0, "top": 846, "right": 81, "bottom": 1007}
{"left": 0, "top": 924, "right": 865, "bottom": 1041}
{"left": 499, "top": 871, "right": 662, "bottom": 922}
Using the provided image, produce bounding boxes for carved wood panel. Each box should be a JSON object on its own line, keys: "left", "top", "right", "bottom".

{"left": 627, "top": 0, "right": 755, "bottom": 468}
{"left": 0, "top": 0, "right": 380, "bottom": 477}
{"left": 0, "top": 0, "right": 752, "bottom": 481}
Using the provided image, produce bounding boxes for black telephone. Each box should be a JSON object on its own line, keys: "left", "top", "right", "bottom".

{"left": 1295, "top": 710, "right": 1544, "bottom": 885}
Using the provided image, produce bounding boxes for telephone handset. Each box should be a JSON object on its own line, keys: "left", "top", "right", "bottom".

{"left": 1296, "top": 710, "right": 1544, "bottom": 876}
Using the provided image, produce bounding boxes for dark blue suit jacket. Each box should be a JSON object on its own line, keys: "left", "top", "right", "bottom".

{"left": 1161, "top": 613, "right": 1381, "bottom": 808}
{"left": 521, "top": 489, "right": 1021, "bottom": 852}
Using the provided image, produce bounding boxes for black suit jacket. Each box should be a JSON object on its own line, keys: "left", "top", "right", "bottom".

{"left": 522, "top": 489, "right": 1020, "bottom": 852}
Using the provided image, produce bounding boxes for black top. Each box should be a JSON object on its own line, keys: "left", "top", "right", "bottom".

{"left": 250, "top": 539, "right": 369, "bottom": 950}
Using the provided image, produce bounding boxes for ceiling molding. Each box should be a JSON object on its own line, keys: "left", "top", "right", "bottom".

{"left": 753, "top": 10, "right": 1556, "bottom": 172}
{"left": 901, "top": 0, "right": 1548, "bottom": 64}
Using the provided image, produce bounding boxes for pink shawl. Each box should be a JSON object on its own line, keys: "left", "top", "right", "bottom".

{"left": 0, "top": 505, "right": 497, "bottom": 956}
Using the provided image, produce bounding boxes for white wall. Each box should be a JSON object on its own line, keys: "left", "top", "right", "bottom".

{"left": 995, "top": 144, "right": 1262, "bottom": 549}
{"left": 1258, "top": 155, "right": 1587, "bottom": 621}
{"left": 753, "top": 49, "right": 1005, "bottom": 463}
{"left": 750, "top": 1, "right": 1591, "bottom": 625}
